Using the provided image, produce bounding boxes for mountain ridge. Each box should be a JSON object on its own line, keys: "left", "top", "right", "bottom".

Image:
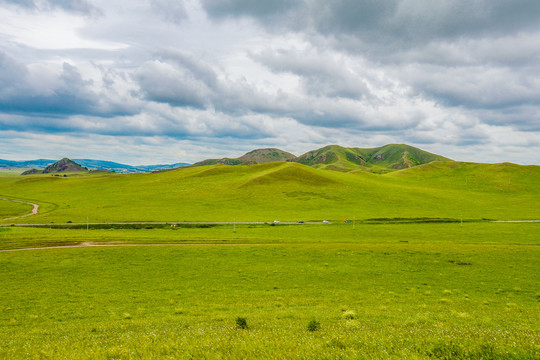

{"left": 292, "top": 144, "right": 450, "bottom": 171}
{"left": 191, "top": 144, "right": 451, "bottom": 172}
{"left": 4, "top": 144, "right": 452, "bottom": 174}
{"left": 189, "top": 148, "right": 296, "bottom": 167}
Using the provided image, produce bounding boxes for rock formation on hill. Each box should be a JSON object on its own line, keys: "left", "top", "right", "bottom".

{"left": 21, "top": 158, "right": 87, "bottom": 175}
{"left": 42, "top": 158, "right": 87, "bottom": 173}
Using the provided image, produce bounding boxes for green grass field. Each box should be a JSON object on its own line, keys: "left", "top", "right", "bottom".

{"left": 0, "top": 162, "right": 539, "bottom": 359}
{"left": 0, "top": 223, "right": 539, "bottom": 359}
{"left": 0, "top": 161, "right": 539, "bottom": 224}
{"left": 0, "top": 170, "right": 26, "bottom": 176}
{"left": 0, "top": 200, "right": 33, "bottom": 219}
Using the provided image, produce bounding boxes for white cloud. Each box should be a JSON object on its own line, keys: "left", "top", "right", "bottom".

{"left": 0, "top": 0, "right": 539, "bottom": 165}
{"left": 0, "top": 7, "right": 125, "bottom": 50}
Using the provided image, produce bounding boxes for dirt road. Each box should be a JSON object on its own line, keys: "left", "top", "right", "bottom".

{"left": 0, "top": 198, "right": 39, "bottom": 220}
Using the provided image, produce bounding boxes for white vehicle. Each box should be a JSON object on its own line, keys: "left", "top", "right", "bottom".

{"left": 273, "top": 220, "right": 280, "bottom": 223}
{"left": 322, "top": 220, "right": 330, "bottom": 224}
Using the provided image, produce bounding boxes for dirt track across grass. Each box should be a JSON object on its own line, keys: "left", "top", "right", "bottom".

{"left": 0, "top": 198, "right": 39, "bottom": 220}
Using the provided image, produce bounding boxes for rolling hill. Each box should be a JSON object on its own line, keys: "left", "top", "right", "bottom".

{"left": 191, "top": 144, "right": 450, "bottom": 172}
{"left": 190, "top": 148, "right": 296, "bottom": 167}
{"left": 293, "top": 144, "right": 450, "bottom": 171}
{"left": 1, "top": 159, "right": 538, "bottom": 223}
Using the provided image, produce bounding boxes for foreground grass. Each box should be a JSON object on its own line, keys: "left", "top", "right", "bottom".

{"left": 0, "top": 224, "right": 538, "bottom": 359}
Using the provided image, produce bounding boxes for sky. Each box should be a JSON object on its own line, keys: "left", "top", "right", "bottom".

{"left": 0, "top": 0, "right": 539, "bottom": 165}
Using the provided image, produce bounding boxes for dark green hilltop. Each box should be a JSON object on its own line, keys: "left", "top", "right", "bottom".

{"left": 191, "top": 144, "right": 450, "bottom": 172}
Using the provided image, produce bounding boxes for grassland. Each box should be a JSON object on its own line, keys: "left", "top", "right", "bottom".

{"left": 0, "top": 161, "right": 538, "bottom": 358}
{"left": 0, "top": 223, "right": 538, "bottom": 359}
{"left": 0, "top": 199, "right": 34, "bottom": 219}
{"left": 0, "top": 161, "right": 538, "bottom": 224}
{"left": 0, "top": 169, "right": 26, "bottom": 176}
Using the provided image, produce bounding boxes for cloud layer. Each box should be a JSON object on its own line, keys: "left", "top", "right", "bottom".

{"left": 0, "top": 0, "right": 539, "bottom": 164}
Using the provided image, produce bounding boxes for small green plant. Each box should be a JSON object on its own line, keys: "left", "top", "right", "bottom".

{"left": 342, "top": 310, "right": 355, "bottom": 320}
{"left": 307, "top": 319, "right": 320, "bottom": 332}
{"left": 236, "top": 317, "right": 248, "bottom": 329}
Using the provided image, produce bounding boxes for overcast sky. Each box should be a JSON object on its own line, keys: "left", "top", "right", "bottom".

{"left": 0, "top": 0, "right": 539, "bottom": 165}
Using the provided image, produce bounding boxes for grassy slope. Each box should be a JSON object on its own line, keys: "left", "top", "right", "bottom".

{"left": 238, "top": 148, "right": 296, "bottom": 163}
{"left": 0, "top": 200, "right": 33, "bottom": 219}
{"left": 191, "top": 148, "right": 296, "bottom": 167}
{"left": 295, "top": 145, "right": 367, "bottom": 169}
{"left": 0, "top": 161, "right": 538, "bottom": 223}
{"left": 359, "top": 144, "right": 450, "bottom": 169}
{"left": 295, "top": 144, "right": 450, "bottom": 171}
{"left": 0, "top": 170, "right": 26, "bottom": 176}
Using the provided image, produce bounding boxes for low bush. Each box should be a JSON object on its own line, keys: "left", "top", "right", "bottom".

{"left": 236, "top": 317, "right": 248, "bottom": 329}
{"left": 307, "top": 319, "right": 320, "bottom": 332}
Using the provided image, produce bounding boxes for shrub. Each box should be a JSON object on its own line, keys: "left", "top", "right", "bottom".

{"left": 307, "top": 319, "right": 320, "bottom": 332}
{"left": 236, "top": 317, "right": 248, "bottom": 329}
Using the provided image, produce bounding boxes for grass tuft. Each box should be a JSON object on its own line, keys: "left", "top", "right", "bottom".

{"left": 307, "top": 319, "right": 320, "bottom": 332}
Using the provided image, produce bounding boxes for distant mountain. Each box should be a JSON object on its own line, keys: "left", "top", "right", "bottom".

{"left": 3, "top": 144, "right": 448, "bottom": 174}
{"left": 0, "top": 158, "right": 189, "bottom": 173}
{"left": 73, "top": 159, "right": 189, "bottom": 173}
{"left": 22, "top": 158, "right": 87, "bottom": 175}
{"left": 292, "top": 144, "right": 450, "bottom": 171}
{"left": 43, "top": 158, "right": 87, "bottom": 173}
{"left": 0, "top": 159, "right": 55, "bottom": 169}
{"left": 190, "top": 148, "right": 296, "bottom": 167}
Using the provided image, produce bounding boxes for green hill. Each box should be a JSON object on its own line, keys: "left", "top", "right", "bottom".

{"left": 191, "top": 144, "right": 448, "bottom": 171}
{"left": 1, "top": 160, "right": 538, "bottom": 223}
{"left": 190, "top": 148, "right": 296, "bottom": 167}
{"left": 293, "top": 144, "right": 450, "bottom": 171}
